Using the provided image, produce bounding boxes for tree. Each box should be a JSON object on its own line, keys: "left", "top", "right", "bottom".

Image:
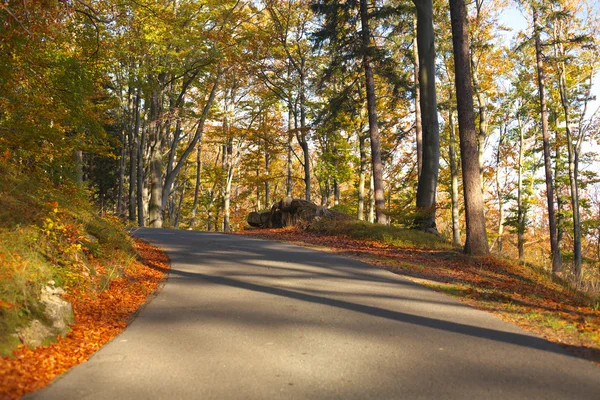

{"left": 449, "top": 0, "right": 489, "bottom": 255}
{"left": 412, "top": 0, "right": 441, "bottom": 231}
{"left": 531, "top": 1, "right": 561, "bottom": 272}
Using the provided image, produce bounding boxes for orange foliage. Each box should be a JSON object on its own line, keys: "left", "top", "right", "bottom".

{"left": 0, "top": 239, "right": 170, "bottom": 399}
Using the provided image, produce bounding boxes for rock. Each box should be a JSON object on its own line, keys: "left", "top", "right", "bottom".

{"left": 18, "top": 319, "right": 53, "bottom": 347}
{"left": 40, "top": 282, "right": 74, "bottom": 336}
{"left": 248, "top": 198, "right": 353, "bottom": 229}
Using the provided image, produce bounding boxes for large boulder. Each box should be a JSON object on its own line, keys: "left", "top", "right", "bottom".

{"left": 40, "top": 281, "right": 74, "bottom": 336}
{"left": 17, "top": 281, "right": 74, "bottom": 347}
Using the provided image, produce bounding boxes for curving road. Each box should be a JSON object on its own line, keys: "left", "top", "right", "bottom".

{"left": 30, "top": 229, "right": 600, "bottom": 399}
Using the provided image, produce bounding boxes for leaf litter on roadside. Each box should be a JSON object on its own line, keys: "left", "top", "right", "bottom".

{"left": 235, "top": 227, "right": 600, "bottom": 366}
{"left": 0, "top": 239, "right": 170, "bottom": 400}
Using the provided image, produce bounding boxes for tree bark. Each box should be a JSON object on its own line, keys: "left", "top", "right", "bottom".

{"left": 137, "top": 113, "right": 147, "bottom": 227}
{"left": 533, "top": 6, "right": 561, "bottom": 272}
{"left": 413, "top": 17, "right": 423, "bottom": 178}
{"left": 148, "top": 82, "right": 163, "bottom": 228}
{"left": 189, "top": 143, "right": 202, "bottom": 228}
{"left": 160, "top": 73, "right": 220, "bottom": 217}
{"left": 287, "top": 103, "right": 293, "bottom": 197}
{"left": 496, "top": 125, "right": 504, "bottom": 254}
{"left": 449, "top": 0, "right": 489, "bottom": 255}
{"left": 117, "top": 132, "right": 126, "bottom": 216}
{"left": 517, "top": 112, "right": 525, "bottom": 261}
{"left": 449, "top": 110, "right": 461, "bottom": 246}
{"left": 413, "top": 0, "right": 440, "bottom": 231}
{"left": 360, "top": 0, "right": 386, "bottom": 224}
{"left": 128, "top": 90, "right": 141, "bottom": 222}
{"left": 358, "top": 134, "right": 367, "bottom": 221}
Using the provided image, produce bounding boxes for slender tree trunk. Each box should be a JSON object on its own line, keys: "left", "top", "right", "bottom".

{"left": 148, "top": 83, "right": 163, "bottom": 228}
{"left": 413, "top": 0, "right": 440, "bottom": 230}
{"left": 360, "top": 0, "right": 386, "bottom": 224}
{"left": 189, "top": 144, "right": 202, "bottom": 229}
{"left": 117, "top": 132, "right": 126, "bottom": 216}
{"left": 160, "top": 73, "right": 220, "bottom": 217}
{"left": 287, "top": 104, "right": 293, "bottom": 197}
{"left": 533, "top": 6, "right": 561, "bottom": 272}
{"left": 173, "top": 181, "right": 185, "bottom": 229}
{"left": 449, "top": 0, "right": 489, "bottom": 255}
{"left": 137, "top": 117, "right": 147, "bottom": 227}
{"left": 368, "top": 174, "right": 375, "bottom": 223}
{"left": 128, "top": 90, "right": 141, "bottom": 222}
{"left": 299, "top": 73, "right": 311, "bottom": 202}
{"left": 358, "top": 134, "right": 367, "bottom": 220}
{"left": 449, "top": 110, "right": 461, "bottom": 246}
{"left": 517, "top": 113, "right": 525, "bottom": 261}
{"left": 265, "top": 150, "right": 271, "bottom": 207}
{"left": 555, "top": 43, "right": 582, "bottom": 277}
{"left": 569, "top": 149, "right": 581, "bottom": 278}
{"left": 413, "top": 17, "right": 423, "bottom": 177}
{"left": 555, "top": 145, "right": 564, "bottom": 255}
{"left": 496, "top": 126, "right": 504, "bottom": 254}
{"left": 223, "top": 137, "right": 234, "bottom": 233}
{"left": 74, "top": 150, "right": 83, "bottom": 183}
{"left": 472, "top": 69, "right": 487, "bottom": 185}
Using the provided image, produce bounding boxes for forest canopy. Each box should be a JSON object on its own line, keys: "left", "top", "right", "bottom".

{"left": 1, "top": 0, "right": 599, "bottom": 279}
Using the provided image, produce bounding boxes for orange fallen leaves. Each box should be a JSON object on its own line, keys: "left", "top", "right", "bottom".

{"left": 0, "top": 239, "right": 170, "bottom": 400}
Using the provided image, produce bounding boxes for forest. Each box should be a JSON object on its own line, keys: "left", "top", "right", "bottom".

{"left": 1, "top": 0, "right": 599, "bottom": 282}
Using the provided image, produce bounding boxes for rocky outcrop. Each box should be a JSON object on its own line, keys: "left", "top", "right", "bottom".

{"left": 247, "top": 197, "right": 353, "bottom": 229}
{"left": 17, "top": 281, "right": 74, "bottom": 347}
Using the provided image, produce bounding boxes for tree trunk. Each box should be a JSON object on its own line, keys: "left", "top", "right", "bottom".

{"left": 117, "top": 132, "right": 126, "bottom": 216}
{"left": 368, "top": 174, "right": 375, "bottom": 223}
{"left": 189, "top": 143, "right": 202, "bottom": 229}
{"left": 287, "top": 103, "right": 294, "bottom": 197}
{"left": 265, "top": 150, "right": 271, "bottom": 208}
{"left": 566, "top": 129, "right": 582, "bottom": 278}
{"left": 173, "top": 179, "right": 186, "bottom": 229}
{"left": 533, "top": 6, "right": 561, "bottom": 272}
{"left": 449, "top": 0, "right": 489, "bottom": 256}
{"left": 148, "top": 84, "right": 163, "bottom": 228}
{"left": 413, "top": 17, "right": 423, "bottom": 178}
{"left": 160, "top": 73, "right": 220, "bottom": 218}
{"left": 413, "top": 0, "right": 440, "bottom": 231}
{"left": 517, "top": 113, "right": 525, "bottom": 261}
{"left": 472, "top": 68, "right": 487, "bottom": 185}
{"left": 128, "top": 90, "right": 141, "bottom": 222}
{"left": 358, "top": 134, "right": 367, "bottom": 221}
{"left": 496, "top": 125, "right": 504, "bottom": 254}
{"left": 449, "top": 110, "right": 461, "bottom": 246}
{"left": 137, "top": 116, "right": 147, "bottom": 227}
{"left": 73, "top": 149, "right": 83, "bottom": 183}
{"left": 360, "top": 0, "right": 386, "bottom": 224}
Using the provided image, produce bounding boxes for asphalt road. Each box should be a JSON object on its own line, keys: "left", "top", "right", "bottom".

{"left": 30, "top": 229, "right": 600, "bottom": 399}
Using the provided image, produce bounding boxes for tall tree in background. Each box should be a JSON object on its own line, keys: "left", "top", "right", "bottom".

{"left": 413, "top": 0, "right": 440, "bottom": 231}
{"left": 531, "top": 2, "right": 561, "bottom": 272}
{"left": 359, "top": 0, "right": 387, "bottom": 224}
{"left": 449, "top": 0, "right": 489, "bottom": 255}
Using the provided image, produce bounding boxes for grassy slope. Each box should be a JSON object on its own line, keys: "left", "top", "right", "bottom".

{"left": 0, "top": 160, "right": 136, "bottom": 356}
{"left": 236, "top": 219, "right": 600, "bottom": 365}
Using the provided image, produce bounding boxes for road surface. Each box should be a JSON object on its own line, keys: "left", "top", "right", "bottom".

{"left": 30, "top": 229, "right": 600, "bottom": 399}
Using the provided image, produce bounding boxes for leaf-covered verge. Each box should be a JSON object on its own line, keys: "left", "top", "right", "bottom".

{"left": 0, "top": 159, "right": 171, "bottom": 398}
{"left": 0, "top": 239, "right": 169, "bottom": 399}
{"left": 234, "top": 221, "right": 600, "bottom": 367}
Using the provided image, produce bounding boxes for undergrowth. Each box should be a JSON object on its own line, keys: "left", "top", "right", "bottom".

{"left": 308, "top": 218, "right": 453, "bottom": 250}
{"left": 0, "top": 159, "right": 135, "bottom": 356}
